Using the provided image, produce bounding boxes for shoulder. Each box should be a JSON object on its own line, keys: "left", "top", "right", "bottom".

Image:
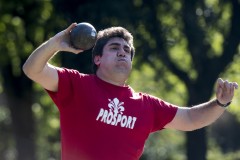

{"left": 56, "top": 67, "right": 82, "bottom": 75}
{"left": 56, "top": 67, "right": 93, "bottom": 79}
{"left": 137, "top": 92, "right": 178, "bottom": 110}
{"left": 54, "top": 67, "right": 97, "bottom": 89}
{"left": 137, "top": 92, "right": 162, "bottom": 102}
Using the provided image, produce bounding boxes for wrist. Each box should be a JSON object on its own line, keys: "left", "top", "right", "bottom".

{"left": 47, "top": 38, "right": 61, "bottom": 53}
{"left": 216, "top": 99, "right": 231, "bottom": 108}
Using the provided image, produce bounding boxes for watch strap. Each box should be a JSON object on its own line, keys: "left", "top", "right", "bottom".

{"left": 216, "top": 99, "right": 231, "bottom": 108}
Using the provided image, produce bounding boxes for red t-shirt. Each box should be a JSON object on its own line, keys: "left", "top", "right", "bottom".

{"left": 47, "top": 68, "right": 178, "bottom": 160}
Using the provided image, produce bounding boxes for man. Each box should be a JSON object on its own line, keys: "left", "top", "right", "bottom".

{"left": 23, "top": 23, "right": 238, "bottom": 160}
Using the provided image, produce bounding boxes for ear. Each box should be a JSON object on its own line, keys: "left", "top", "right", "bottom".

{"left": 94, "top": 55, "right": 101, "bottom": 65}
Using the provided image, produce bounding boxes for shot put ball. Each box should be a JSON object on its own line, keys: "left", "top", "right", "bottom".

{"left": 70, "top": 22, "right": 97, "bottom": 50}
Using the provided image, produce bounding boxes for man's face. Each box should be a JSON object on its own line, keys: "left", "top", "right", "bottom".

{"left": 94, "top": 37, "right": 132, "bottom": 77}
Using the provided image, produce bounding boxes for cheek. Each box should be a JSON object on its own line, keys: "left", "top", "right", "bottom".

{"left": 127, "top": 55, "right": 133, "bottom": 63}
{"left": 101, "top": 54, "right": 115, "bottom": 65}
{"left": 126, "top": 57, "right": 133, "bottom": 68}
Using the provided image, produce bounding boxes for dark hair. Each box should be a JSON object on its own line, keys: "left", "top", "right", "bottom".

{"left": 92, "top": 27, "right": 135, "bottom": 74}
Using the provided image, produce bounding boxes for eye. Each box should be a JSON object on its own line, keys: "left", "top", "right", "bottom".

{"left": 111, "top": 47, "right": 119, "bottom": 50}
{"left": 124, "top": 48, "right": 131, "bottom": 54}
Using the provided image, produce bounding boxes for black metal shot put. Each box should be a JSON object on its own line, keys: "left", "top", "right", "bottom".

{"left": 70, "top": 22, "right": 97, "bottom": 50}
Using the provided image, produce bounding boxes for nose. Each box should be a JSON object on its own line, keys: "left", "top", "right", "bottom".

{"left": 117, "top": 48, "right": 126, "bottom": 57}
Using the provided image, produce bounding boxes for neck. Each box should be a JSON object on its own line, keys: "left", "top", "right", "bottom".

{"left": 96, "top": 71, "right": 128, "bottom": 86}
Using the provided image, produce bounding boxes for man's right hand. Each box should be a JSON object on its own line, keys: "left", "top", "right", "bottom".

{"left": 23, "top": 23, "right": 83, "bottom": 92}
{"left": 49, "top": 23, "right": 83, "bottom": 54}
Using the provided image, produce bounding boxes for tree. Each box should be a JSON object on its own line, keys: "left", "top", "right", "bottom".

{"left": 129, "top": 0, "right": 240, "bottom": 160}
{"left": 51, "top": 0, "right": 240, "bottom": 159}
{"left": 0, "top": 0, "right": 61, "bottom": 159}
{"left": 1, "top": 0, "right": 239, "bottom": 159}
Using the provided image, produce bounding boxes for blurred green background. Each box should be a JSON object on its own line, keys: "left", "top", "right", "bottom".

{"left": 0, "top": 0, "right": 240, "bottom": 160}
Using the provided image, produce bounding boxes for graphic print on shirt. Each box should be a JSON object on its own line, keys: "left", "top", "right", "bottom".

{"left": 96, "top": 98, "right": 137, "bottom": 129}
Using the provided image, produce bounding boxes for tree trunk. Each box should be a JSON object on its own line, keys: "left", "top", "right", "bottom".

{"left": 2, "top": 65, "right": 36, "bottom": 160}
{"left": 7, "top": 96, "right": 36, "bottom": 160}
{"left": 186, "top": 129, "right": 206, "bottom": 160}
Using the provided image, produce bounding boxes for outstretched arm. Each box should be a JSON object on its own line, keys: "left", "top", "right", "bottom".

{"left": 23, "top": 23, "right": 82, "bottom": 92}
{"left": 165, "top": 78, "right": 238, "bottom": 131}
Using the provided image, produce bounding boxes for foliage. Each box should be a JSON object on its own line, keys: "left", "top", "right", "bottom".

{"left": 222, "top": 52, "right": 240, "bottom": 121}
{"left": 129, "top": 63, "right": 187, "bottom": 106}
{"left": 0, "top": 0, "right": 65, "bottom": 159}
{"left": 0, "top": 0, "right": 240, "bottom": 159}
{"left": 141, "top": 130, "right": 186, "bottom": 160}
{"left": 207, "top": 136, "right": 240, "bottom": 160}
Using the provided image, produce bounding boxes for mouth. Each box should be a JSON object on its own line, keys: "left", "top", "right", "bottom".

{"left": 117, "top": 58, "right": 127, "bottom": 62}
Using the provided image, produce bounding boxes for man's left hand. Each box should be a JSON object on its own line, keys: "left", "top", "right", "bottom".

{"left": 216, "top": 78, "right": 238, "bottom": 105}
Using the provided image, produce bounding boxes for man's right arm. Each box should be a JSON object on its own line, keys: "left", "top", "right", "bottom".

{"left": 22, "top": 39, "right": 60, "bottom": 92}
{"left": 22, "top": 23, "right": 82, "bottom": 92}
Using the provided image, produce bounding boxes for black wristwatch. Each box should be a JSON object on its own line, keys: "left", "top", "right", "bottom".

{"left": 216, "top": 99, "right": 231, "bottom": 108}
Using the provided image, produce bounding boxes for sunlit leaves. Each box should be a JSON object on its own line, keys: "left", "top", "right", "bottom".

{"left": 137, "top": 24, "right": 156, "bottom": 49}
{"left": 0, "top": 0, "right": 239, "bottom": 159}
{"left": 41, "top": 2, "right": 53, "bottom": 21}
{"left": 143, "top": 130, "right": 185, "bottom": 160}
{"left": 208, "top": 31, "right": 224, "bottom": 55}
{"left": 129, "top": 62, "right": 187, "bottom": 106}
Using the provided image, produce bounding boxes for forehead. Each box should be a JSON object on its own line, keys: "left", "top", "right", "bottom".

{"left": 105, "top": 37, "right": 130, "bottom": 47}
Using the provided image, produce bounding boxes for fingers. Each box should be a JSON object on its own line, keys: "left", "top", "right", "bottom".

{"left": 229, "top": 82, "right": 238, "bottom": 96}
{"left": 233, "top": 82, "right": 239, "bottom": 89}
{"left": 66, "top": 23, "right": 84, "bottom": 54}
{"left": 216, "top": 78, "right": 238, "bottom": 104}
{"left": 224, "top": 80, "right": 238, "bottom": 91}
{"left": 217, "top": 78, "right": 238, "bottom": 91}
{"left": 57, "top": 23, "right": 84, "bottom": 54}
{"left": 222, "top": 79, "right": 238, "bottom": 93}
{"left": 217, "top": 78, "right": 224, "bottom": 89}
{"left": 54, "top": 23, "right": 77, "bottom": 39}
{"left": 65, "top": 23, "right": 78, "bottom": 34}
{"left": 226, "top": 81, "right": 234, "bottom": 95}
{"left": 216, "top": 78, "right": 224, "bottom": 98}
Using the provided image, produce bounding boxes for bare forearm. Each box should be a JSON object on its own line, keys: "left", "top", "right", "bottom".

{"left": 188, "top": 99, "right": 225, "bottom": 129}
{"left": 22, "top": 39, "right": 58, "bottom": 77}
{"left": 165, "top": 79, "right": 238, "bottom": 131}
{"left": 22, "top": 23, "right": 82, "bottom": 91}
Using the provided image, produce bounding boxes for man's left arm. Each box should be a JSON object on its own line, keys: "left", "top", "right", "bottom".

{"left": 164, "top": 78, "right": 238, "bottom": 131}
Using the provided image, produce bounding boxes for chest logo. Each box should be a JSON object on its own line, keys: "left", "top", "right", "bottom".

{"left": 96, "top": 98, "right": 137, "bottom": 129}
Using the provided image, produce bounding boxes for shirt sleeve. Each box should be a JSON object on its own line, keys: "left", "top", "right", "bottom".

{"left": 46, "top": 67, "right": 82, "bottom": 109}
{"left": 148, "top": 95, "right": 178, "bottom": 132}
